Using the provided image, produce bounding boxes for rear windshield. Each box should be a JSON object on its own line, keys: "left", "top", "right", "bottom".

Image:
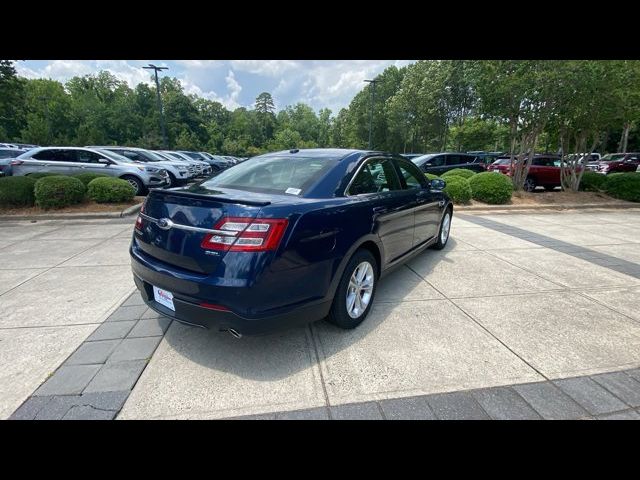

{"left": 199, "top": 156, "right": 336, "bottom": 196}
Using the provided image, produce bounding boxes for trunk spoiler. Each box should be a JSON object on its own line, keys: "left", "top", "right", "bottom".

{"left": 150, "top": 188, "right": 272, "bottom": 207}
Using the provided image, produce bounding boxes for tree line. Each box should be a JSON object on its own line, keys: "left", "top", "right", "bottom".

{"left": 1, "top": 60, "right": 639, "bottom": 169}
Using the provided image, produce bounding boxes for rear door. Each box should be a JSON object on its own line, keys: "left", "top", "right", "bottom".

{"left": 395, "top": 158, "right": 442, "bottom": 247}
{"left": 347, "top": 157, "right": 415, "bottom": 265}
{"left": 28, "top": 149, "right": 70, "bottom": 175}
{"left": 442, "top": 154, "right": 463, "bottom": 173}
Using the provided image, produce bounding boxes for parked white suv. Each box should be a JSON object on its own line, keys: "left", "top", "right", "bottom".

{"left": 88, "top": 146, "right": 191, "bottom": 187}
{"left": 12, "top": 147, "right": 170, "bottom": 195}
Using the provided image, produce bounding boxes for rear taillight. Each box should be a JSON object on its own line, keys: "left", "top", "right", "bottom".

{"left": 135, "top": 202, "right": 145, "bottom": 231}
{"left": 201, "top": 217, "right": 289, "bottom": 252}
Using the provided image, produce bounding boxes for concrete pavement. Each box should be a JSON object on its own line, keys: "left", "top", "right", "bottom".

{"left": 4, "top": 208, "right": 640, "bottom": 419}
{"left": 0, "top": 218, "right": 136, "bottom": 419}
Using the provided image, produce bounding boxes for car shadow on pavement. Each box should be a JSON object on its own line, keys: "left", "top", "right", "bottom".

{"left": 157, "top": 238, "right": 459, "bottom": 382}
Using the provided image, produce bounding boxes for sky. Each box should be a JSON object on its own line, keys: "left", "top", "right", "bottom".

{"left": 16, "top": 60, "right": 416, "bottom": 113}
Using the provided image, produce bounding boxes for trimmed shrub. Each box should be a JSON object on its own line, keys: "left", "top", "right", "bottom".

{"left": 579, "top": 171, "right": 607, "bottom": 192}
{"left": 87, "top": 177, "right": 136, "bottom": 203}
{"left": 27, "top": 172, "right": 61, "bottom": 180}
{"left": 441, "top": 168, "right": 477, "bottom": 180}
{"left": 442, "top": 176, "right": 472, "bottom": 204}
{"left": 0, "top": 176, "right": 37, "bottom": 206}
{"left": 469, "top": 171, "right": 513, "bottom": 204}
{"left": 603, "top": 172, "right": 640, "bottom": 203}
{"left": 425, "top": 173, "right": 440, "bottom": 181}
{"left": 73, "top": 172, "right": 110, "bottom": 186}
{"left": 34, "top": 176, "right": 86, "bottom": 209}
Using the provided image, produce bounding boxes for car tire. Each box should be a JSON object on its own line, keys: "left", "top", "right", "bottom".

{"left": 326, "top": 249, "right": 378, "bottom": 330}
{"left": 167, "top": 172, "right": 176, "bottom": 187}
{"left": 523, "top": 177, "right": 536, "bottom": 192}
{"left": 121, "top": 175, "right": 144, "bottom": 196}
{"left": 431, "top": 208, "right": 452, "bottom": 250}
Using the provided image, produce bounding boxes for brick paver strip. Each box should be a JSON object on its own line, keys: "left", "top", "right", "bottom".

{"left": 379, "top": 396, "right": 436, "bottom": 420}
{"left": 426, "top": 391, "right": 490, "bottom": 420}
{"left": 86, "top": 321, "right": 137, "bottom": 342}
{"left": 591, "top": 372, "right": 640, "bottom": 408}
{"left": 472, "top": 387, "right": 541, "bottom": 420}
{"left": 553, "top": 377, "right": 628, "bottom": 416}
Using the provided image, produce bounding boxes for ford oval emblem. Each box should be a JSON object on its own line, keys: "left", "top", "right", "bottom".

{"left": 157, "top": 218, "right": 172, "bottom": 230}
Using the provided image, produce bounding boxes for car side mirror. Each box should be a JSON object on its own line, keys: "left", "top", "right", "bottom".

{"left": 430, "top": 178, "right": 446, "bottom": 190}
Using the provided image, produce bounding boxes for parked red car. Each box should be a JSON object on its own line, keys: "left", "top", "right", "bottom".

{"left": 487, "top": 155, "right": 563, "bottom": 192}
{"left": 586, "top": 153, "right": 640, "bottom": 174}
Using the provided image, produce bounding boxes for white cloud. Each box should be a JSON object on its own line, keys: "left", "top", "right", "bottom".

{"left": 174, "top": 60, "right": 220, "bottom": 68}
{"left": 230, "top": 60, "right": 299, "bottom": 76}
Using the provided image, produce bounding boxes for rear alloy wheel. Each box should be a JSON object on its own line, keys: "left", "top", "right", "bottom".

{"left": 431, "top": 209, "right": 452, "bottom": 250}
{"left": 121, "top": 175, "right": 144, "bottom": 196}
{"left": 523, "top": 177, "right": 536, "bottom": 192}
{"left": 326, "top": 249, "right": 378, "bottom": 329}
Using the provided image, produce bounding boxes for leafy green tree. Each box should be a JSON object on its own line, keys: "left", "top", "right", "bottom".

{"left": 0, "top": 60, "right": 25, "bottom": 140}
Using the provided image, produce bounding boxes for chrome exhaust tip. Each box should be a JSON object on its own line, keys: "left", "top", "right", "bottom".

{"left": 227, "top": 328, "right": 242, "bottom": 339}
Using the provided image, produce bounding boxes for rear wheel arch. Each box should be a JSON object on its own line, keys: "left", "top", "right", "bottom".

{"left": 357, "top": 240, "right": 382, "bottom": 279}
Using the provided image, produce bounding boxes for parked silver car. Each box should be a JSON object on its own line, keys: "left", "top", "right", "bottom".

{"left": 87, "top": 146, "right": 191, "bottom": 187}
{"left": 0, "top": 148, "right": 26, "bottom": 176}
{"left": 159, "top": 151, "right": 211, "bottom": 177}
{"left": 12, "top": 147, "right": 170, "bottom": 195}
{"left": 153, "top": 151, "right": 198, "bottom": 178}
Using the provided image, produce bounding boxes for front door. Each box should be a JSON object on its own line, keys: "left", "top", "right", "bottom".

{"left": 395, "top": 158, "right": 442, "bottom": 247}
{"left": 347, "top": 157, "right": 415, "bottom": 265}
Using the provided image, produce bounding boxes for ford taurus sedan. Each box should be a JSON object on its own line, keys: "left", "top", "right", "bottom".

{"left": 130, "top": 148, "right": 453, "bottom": 337}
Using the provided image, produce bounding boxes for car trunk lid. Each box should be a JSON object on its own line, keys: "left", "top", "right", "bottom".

{"left": 135, "top": 187, "right": 275, "bottom": 274}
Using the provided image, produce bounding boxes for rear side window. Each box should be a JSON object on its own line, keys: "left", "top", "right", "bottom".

{"left": 445, "top": 155, "right": 461, "bottom": 166}
{"left": 32, "top": 150, "right": 59, "bottom": 161}
{"left": 348, "top": 158, "right": 401, "bottom": 195}
{"left": 200, "top": 155, "right": 336, "bottom": 196}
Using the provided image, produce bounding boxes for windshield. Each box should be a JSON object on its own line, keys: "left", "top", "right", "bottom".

{"left": 139, "top": 150, "right": 165, "bottom": 162}
{"left": 600, "top": 154, "right": 625, "bottom": 161}
{"left": 198, "top": 155, "right": 336, "bottom": 196}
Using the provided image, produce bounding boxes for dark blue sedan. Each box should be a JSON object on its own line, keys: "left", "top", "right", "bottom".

{"left": 130, "top": 148, "right": 453, "bottom": 337}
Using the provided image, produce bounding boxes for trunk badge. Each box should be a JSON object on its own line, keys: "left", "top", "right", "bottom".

{"left": 157, "top": 218, "right": 173, "bottom": 230}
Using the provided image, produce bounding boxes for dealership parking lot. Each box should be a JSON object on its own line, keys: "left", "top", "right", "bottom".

{"left": 3, "top": 208, "right": 640, "bottom": 419}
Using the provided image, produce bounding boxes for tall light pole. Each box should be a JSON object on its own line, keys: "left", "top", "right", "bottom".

{"left": 364, "top": 78, "right": 379, "bottom": 149}
{"left": 143, "top": 64, "right": 169, "bottom": 148}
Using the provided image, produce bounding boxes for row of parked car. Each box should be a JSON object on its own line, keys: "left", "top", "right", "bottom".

{"left": 400, "top": 150, "right": 640, "bottom": 192}
{"left": 0, "top": 144, "right": 247, "bottom": 195}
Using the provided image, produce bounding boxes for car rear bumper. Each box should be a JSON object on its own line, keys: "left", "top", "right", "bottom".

{"left": 130, "top": 248, "right": 332, "bottom": 336}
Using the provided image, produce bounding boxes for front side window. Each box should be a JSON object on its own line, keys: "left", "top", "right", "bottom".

{"left": 396, "top": 160, "right": 426, "bottom": 189}
{"left": 348, "top": 158, "right": 401, "bottom": 195}
{"left": 76, "top": 150, "right": 102, "bottom": 163}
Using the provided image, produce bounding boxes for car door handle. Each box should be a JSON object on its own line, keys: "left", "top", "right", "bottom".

{"left": 373, "top": 206, "right": 388, "bottom": 214}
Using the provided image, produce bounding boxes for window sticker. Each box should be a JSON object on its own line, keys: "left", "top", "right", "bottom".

{"left": 285, "top": 187, "right": 302, "bottom": 195}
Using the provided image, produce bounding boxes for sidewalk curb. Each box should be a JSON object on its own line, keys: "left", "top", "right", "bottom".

{"left": 0, "top": 202, "right": 143, "bottom": 221}
{"left": 456, "top": 202, "right": 640, "bottom": 212}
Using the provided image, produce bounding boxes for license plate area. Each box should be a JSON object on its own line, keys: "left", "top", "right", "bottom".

{"left": 153, "top": 285, "right": 175, "bottom": 311}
